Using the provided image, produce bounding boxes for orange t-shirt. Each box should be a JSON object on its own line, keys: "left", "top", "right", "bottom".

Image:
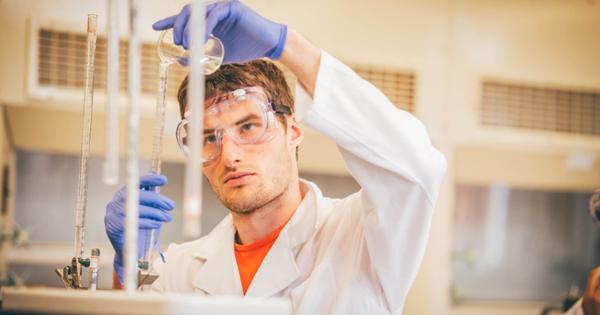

{"left": 234, "top": 223, "right": 286, "bottom": 294}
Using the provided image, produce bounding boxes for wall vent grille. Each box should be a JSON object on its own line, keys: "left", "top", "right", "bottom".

{"left": 353, "top": 66, "right": 415, "bottom": 112}
{"left": 37, "top": 28, "right": 186, "bottom": 99}
{"left": 37, "top": 29, "right": 416, "bottom": 113}
{"left": 481, "top": 81, "right": 600, "bottom": 136}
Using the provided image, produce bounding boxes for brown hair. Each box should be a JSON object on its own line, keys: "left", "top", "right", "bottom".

{"left": 176, "top": 59, "right": 294, "bottom": 122}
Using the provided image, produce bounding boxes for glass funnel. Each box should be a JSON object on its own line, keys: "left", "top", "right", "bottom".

{"left": 157, "top": 29, "right": 224, "bottom": 74}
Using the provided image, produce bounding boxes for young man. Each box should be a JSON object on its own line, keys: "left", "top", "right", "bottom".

{"left": 105, "top": 1, "right": 446, "bottom": 313}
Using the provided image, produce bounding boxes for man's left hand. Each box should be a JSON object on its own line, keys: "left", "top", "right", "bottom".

{"left": 152, "top": 0, "right": 287, "bottom": 64}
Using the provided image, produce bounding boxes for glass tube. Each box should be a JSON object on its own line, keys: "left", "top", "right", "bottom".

{"left": 125, "top": 0, "right": 141, "bottom": 294}
{"left": 103, "top": 0, "right": 120, "bottom": 186}
{"left": 151, "top": 62, "right": 168, "bottom": 176}
{"left": 183, "top": 0, "right": 205, "bottom": 239}
{"left": 140, "top": 61, "right": 169, "bottom": 270}
{"left": 74, "top": 14, "right": 98, "bottom": 260}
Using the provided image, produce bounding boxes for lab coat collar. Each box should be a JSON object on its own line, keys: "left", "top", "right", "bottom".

{"left": 190, "top": 215, "right": 243, "bottom": 296}
{"left": 190, "top": 179, "right": 322, "bottom": 297}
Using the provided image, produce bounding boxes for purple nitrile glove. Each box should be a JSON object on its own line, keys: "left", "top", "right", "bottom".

{"left": 105, "top": 173, "right": 175, "bottom": 284}
{"left": 152, "top": 0, "right": 288, "bottom": 64}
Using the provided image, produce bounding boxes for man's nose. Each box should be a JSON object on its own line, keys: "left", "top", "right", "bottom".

{"left": 219, "top": 132, "right": 243, "bottom": 167}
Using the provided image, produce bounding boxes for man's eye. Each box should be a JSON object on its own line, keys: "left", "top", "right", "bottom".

{"left": 241, "top": 123, "right": 256, "bottom": 132}
{"left": 204, "top": 134, "right": 217, "bottom": 144}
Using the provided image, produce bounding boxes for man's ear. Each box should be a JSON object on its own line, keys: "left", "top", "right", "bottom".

{"left": 287, "top": 116, "right": 303, "bottom": 148}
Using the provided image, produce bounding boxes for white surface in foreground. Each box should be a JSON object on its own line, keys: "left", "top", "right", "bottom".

{"left": 1, "top": 287, "right": 292, "bottom": 315}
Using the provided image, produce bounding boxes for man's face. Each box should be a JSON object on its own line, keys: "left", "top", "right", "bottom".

{"left": 199, "top": 94, "right": 302, "bottom": 215}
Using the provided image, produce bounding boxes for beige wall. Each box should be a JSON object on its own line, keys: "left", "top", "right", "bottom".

{"left": 1, "top": 0, "right": 599, "bottom": 314}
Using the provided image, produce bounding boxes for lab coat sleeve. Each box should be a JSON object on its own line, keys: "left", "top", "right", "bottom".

{"left": 295, "top": 51, "right": 447, "bottom": 311}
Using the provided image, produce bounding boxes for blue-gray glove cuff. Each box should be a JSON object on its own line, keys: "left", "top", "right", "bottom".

{"left": 266, "top": 24, "right": 287, "bottom": 60}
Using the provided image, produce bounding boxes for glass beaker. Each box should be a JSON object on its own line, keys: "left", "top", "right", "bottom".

{"left": 157, "top": 29, "right": 224, "bottom": 74}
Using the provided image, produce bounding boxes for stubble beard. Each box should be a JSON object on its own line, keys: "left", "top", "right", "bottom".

{"left": 221, "top": 176, "right": 289, "bottom": 216}
{"left": 214, "top": 156, "right": 293, "bottom": 216}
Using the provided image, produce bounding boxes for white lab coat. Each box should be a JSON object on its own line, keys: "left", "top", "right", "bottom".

{"left": 150, "top": 51, "right": 447, "bottom": 314}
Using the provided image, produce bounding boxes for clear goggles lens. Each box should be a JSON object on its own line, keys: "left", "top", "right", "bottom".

{"left": 175, "top": 87, "right": 292, "bottom": 163}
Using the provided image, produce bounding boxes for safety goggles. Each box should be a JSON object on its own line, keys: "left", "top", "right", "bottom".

{"left": 175, "top": 87, "right": 293, "bottom": 164}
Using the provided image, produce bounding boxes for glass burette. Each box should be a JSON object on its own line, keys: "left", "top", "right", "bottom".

{"left": 74, "top": 14, "right": 98, "bottom": 262}
{"left": 55, "top": 14, "right": 97, "bottom": 290}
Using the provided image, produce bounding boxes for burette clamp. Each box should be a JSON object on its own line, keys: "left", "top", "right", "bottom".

{"left": 55, "top": 257, "right": 85, "bottom": 289}
{"left": 54, "top": 250, "right": 97, "bottom": 289}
